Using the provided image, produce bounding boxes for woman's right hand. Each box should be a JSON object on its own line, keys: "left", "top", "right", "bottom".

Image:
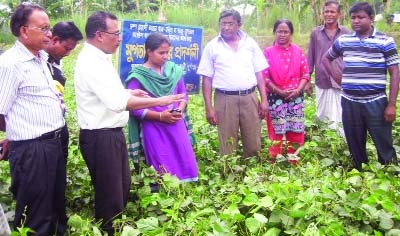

{"left": 284, "top": 88, "right": 301, "bottom": 101}
{"left": 159, "top": 110, "right": 182, "bottom": 124}
{"left": 274, "top": 87, "right": 289, "bottom": 98}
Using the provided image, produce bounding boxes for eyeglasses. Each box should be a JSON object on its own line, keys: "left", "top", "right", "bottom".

{"left": 219, "top": 22, "right": 237, "bottom": 27}
{"left": 25, "top": 25, "right": 52, "bottom": 34}
{"left": 99, "top": 31, "right": 121, "bottom": 37}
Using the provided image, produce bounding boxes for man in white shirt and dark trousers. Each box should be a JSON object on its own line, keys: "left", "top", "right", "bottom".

{"left": 74, "top": 11, "right": 183, "bottom": 235}
{"left": 0, "top": 3, "right": 67, "bottom": 235}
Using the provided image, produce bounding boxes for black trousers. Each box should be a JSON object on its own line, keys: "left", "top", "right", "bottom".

{"left": 342, "top": 96, "right": 397, "bottom": 170}
{"left": 79, "top": 128, "right": 131, "bottom": 235}
{"left": 60, "top": 124, "right": 69, "bottom": 163}
{"left": 57, "top": 124, "right": 69, "bottom": 234}
{"left": 8, "top": 136, "right": 66, "bottom": 236}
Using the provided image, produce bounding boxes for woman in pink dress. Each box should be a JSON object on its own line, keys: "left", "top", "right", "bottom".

{"left": 263, "top": 19, "right": 310, "bottom": 163}
{"left": 125, "top": 33, "right": 198, "bottom": 182}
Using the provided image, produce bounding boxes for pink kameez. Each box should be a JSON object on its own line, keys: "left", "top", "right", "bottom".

{"left": 263, "top": 43, "right": 310, "bottom": 158}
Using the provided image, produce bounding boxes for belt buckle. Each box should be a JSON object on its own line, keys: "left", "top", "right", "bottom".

{"left": 54, "top": 129, "right": 62, "bottom": 138}
{"left": 238, "top": 90, "right": 246, "bottom": 95}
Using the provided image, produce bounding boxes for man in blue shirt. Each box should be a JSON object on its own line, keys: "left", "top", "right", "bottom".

{"left": 323, "top": 2, "right": 399, "bottom": 170}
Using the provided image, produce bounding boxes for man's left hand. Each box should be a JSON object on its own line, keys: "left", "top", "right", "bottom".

{"left": 129, "top": 89, "right": 149, "bottom": 97}
{"left": 384, "top": 105, "right": 396, "bottom": 122}
{"left": 258, "top": 100, "right": 268, "bottom": 118}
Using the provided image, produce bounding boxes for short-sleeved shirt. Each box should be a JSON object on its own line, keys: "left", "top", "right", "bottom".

{"left": 197, "top": 30, "right": 269, "bottom": 90}
{"left": 307, "top": 25, "right": 350, "bottom": 89}
{"left": 327, "top": 28, "right": 399, "bottom": 101}
{"left": 74, "top": 42, "right": 131, "bottom": 129}
{"left": 0, "top": 40, "right": 65, "bottom": 140}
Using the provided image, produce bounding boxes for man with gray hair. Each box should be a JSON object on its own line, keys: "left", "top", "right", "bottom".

{"left": 197, "top": 9, "right": 268, "bottom": 158}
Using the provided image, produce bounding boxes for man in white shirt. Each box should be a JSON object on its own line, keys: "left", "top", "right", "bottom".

{"left": 0, "top": 3, "right": 66, "bottom": 235}
{"left": 74, "top": 11, "right": 183, "bottom": 235}
{"left": 197, "top": 9, "right": 268, "bottom": 157}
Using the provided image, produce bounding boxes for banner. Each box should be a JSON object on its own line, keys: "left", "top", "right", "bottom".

{"left": 119, "top": 20, "right": 203, "bottom": 94}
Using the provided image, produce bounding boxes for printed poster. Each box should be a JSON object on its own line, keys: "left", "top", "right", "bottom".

{"left": 119, "top": 20, "right": 203, "bottom": 94}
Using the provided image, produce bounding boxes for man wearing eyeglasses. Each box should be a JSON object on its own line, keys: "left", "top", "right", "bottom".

{"left": 0, "top": 3, "right": 67, "bottom": 236}
{"left": 74, "top": 11, "right": 184, "bottom": 234}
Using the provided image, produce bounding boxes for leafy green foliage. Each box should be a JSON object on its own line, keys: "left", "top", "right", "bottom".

{"left": 1, "top": 4, "right": 400, "bottom": 234}
{"left": 52, "top": 49, "right": 400, "bottom": 234}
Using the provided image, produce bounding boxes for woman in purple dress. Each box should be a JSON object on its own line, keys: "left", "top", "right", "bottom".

{"left": 125, "top": 33, "right": 198, "bottom": 182}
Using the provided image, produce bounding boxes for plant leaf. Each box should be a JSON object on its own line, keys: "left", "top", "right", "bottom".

{"left": 121, "top": 226, "right": 141, "bottom": 236}
{"left": 253, "top": 213, "right": 268, "bottom": 223}
{"left": 263, "top": 227, "right": 281, "bottom": 236}
{"left": 243, "top": 193, "right": 259, "bottom": 206}
{"left": 136, "top": 217, "right": 159, "bottom": 232}
{"left": 245, "top": 217, "right": 261, "bottom": 234}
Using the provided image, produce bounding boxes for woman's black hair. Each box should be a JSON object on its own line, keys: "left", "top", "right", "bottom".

{"left": 273, "top": 19, "right": 294, "bottom": 34}
{"left": 144, "top": 33, "right": 171, "bottom": 62}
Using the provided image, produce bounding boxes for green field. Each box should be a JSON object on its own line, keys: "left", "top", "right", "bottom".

{"left": 1, "top": 38, "right": 400, "bottom": 235}
{"left": 1, "top": 1, "right": 400, "bottom": 235}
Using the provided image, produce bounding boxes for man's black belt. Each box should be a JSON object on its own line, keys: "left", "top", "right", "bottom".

{"left": 81, "top": 127, "right": 123, "bottom": 132}
{"left": 38, "top": 128, "right": 63, "bottom": 140}
{"left": 10, "top": 127, "right": 63, "bottom": 147}
{"left": 215, "top": 86, "right": 256, "bottom": 96}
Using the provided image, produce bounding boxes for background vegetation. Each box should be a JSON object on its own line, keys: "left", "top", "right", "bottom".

{"left": 1, "top": 0, "right": 400, "bottom": 48}
{"left": 1, "top": 0, "right": 400, "bottom": 235}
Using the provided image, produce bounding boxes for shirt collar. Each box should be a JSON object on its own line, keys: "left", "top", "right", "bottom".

{"left": 48, "top": 54, "right": 60, "bottom": 65}
{"left": 319, "top": 24, "right": 346, "bottom": 32}
{"left": 274, "top": 42, "right": 292, "bottom": 50}
{"left": 351, "top": 26, "right": 376, "bottom": 38}
{"left": 15, "top": 40, "right": 48, "bottom": 62}
{"left": 217, "top": 30, "right": 246, "bottom": 42}
{"left": 84, "top": 41, "right": 110, "bottom": 61}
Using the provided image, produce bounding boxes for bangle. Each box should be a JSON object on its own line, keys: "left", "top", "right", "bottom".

{"left": 159, "top": 112, "right": 162, "bottom": 121}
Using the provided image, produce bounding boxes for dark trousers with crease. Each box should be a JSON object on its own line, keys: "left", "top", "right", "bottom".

{"left": 342, "top": 96, "right": 398, "bottom": 170}
{"left": 56, "top": 124, "right": 69, "bottom": 235}
{"left": 79, "top": 128, "right": 131, "bottom": 235}
{"left": 9, "top": 137, "right": 66, "bottom": 236}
